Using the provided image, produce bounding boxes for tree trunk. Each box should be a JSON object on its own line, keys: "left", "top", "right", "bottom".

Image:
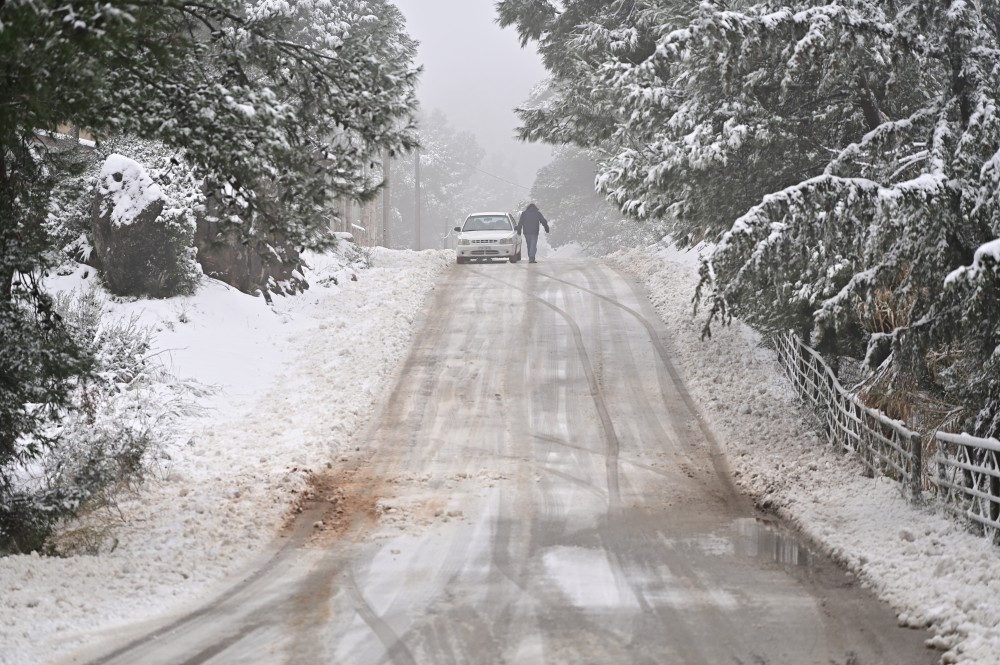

{"left": 0, "top": 148, "right": 14, "bottom": 302}
{"left": 856, "top": 77, "right": 884, "bottom": 132}
{"left": 382, "top": 148, "right": 391, "bottom": 248}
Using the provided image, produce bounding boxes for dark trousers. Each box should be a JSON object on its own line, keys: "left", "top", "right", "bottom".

{"left": 525, "top": 234, "right": 539, "bottom": 260}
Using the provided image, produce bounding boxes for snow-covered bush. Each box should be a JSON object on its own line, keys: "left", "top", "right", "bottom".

{"left": 44, "top": 138, "right": 100, "bottom": 264}
{"left": 48, "top": 136, "right": 203, "bottom": 298}
{"left": 0, "top": 287, "right": 203, "bottom": 554}
{"left": 94, "top": 152, "right": 201, "bottom": 297}
{"left": 0, "top": 283, "right": 90, "bottom": 553}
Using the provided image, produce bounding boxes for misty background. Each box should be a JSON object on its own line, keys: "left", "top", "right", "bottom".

{"left": 390, "top": 0, "right": 551, "bottom": 181}
{"left": 385, "top": 0, "right": 645, "bottom": 254}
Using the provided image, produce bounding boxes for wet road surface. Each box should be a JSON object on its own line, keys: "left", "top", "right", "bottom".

{"left": 72, "top": 259, "right": 936, "bottom": 665}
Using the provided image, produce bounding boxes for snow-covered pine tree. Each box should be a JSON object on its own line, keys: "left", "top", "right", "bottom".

{"left": 0, "top": 0, "right": 419, "bottom": 548}
{"left": 501, "top": 0, "right": 1000, "bottom": 436}
{"left": 692, "top": 1, "right": 1000, "bottom": 436}
{"left": 497, "top": 0, "right": 665, "bottom": 152}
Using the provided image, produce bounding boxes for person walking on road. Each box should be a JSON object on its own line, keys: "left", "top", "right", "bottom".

{"left": 515, "top": 203, "right": 550, "bottom": 264}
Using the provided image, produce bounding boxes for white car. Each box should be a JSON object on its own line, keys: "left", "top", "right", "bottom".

{"left": 454, "top": 212, "right": 522, "bottom": 264}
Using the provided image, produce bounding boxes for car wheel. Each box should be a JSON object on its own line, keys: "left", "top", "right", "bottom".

{"left": 457, "top": 256, "right": 466, "bottom": 264}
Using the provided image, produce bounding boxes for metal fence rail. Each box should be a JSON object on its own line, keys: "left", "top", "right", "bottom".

{"left": 773, "top": 331, "right": 1000, "bottom": 544}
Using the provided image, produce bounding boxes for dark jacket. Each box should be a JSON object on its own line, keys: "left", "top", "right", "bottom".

{"left": 516, "top": 204, "right": 549, "bottom": 236}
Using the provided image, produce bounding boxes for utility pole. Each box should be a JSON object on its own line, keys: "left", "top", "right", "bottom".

{"left": 414, "top": 148, "right": 421, "bottom": 250}
{"left": 382, "top": 148, "right": 391, "bottom": 248}
{"left": 340, "top": 197, "right": 351, "bottom": 235}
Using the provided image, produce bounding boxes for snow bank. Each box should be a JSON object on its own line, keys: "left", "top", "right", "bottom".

{"left": 546, "top": 240, "right": 586, "bottom": 259}
{"left": 0, "top": 247, "right": 451, "bottom": 665}
{"left": 607, "top": 244, "right": 1000, "bottom": 665}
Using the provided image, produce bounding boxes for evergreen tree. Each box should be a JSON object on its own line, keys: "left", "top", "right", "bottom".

{"left": 0, "top": 0, "right": 419, "bottom": 547}
{"left": 500, "top": 0, "right": 1000, "bottom": 436}
{"left": 694, "top": 2, "right": 1000, "bottom": 436}
{"left": 530, "top": 146, "right": 657, "bottom": 254}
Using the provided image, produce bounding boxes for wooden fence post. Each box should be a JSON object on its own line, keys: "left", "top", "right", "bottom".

{"left": 910, "top": 432, "right": 923, "bottom": 504}
{"left": 991, "top": 451, "right": 999, "bottom": 524}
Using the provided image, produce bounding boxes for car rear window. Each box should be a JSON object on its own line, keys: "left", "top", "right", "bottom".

{"left": 463, "top": 216, "right": 512, "bottom": 232}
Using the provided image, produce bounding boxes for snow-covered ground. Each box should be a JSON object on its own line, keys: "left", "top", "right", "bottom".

{"left": 2, "top": 241, "right": 997, "bottom": 665}
{"left": 607, "top": 244, "right": 1000, "bottom": 665}
{"left": 0, "top": 246, "right": 452, "bottom": 665}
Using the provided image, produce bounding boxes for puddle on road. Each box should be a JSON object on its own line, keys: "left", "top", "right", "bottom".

{"left": 730, "top": 518, "right": 810, "bottom": 567}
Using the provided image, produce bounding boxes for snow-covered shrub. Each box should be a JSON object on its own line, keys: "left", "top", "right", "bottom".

{"left": 44, "top": 138, "right": 100, "bottom": 264}
{"left": 93, "top": 152, "right": 202, "bottom": 297}
{"left": 0, "top": 287, "right": 204, "bottom": 555}
{"left": 49, "top": 137, "right": 203, "bottom": 298}
{"left": 343, "top": 238, "right": 374, "bottom": 270}
{"left": 0, "top": 284, "right": 90, "bottom": 554}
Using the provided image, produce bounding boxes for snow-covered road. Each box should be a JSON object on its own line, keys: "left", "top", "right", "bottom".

{"left": 2, "top": 245, "right": 998, "bottom": 665}
{"left": 57, "top": 258, "right": 932, "bottom": 664}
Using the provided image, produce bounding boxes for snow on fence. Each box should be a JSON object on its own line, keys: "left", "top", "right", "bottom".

{"left": 933, "top": 432, "right": 1000, "bottom": 543}
{"left": 773, "top": 331, "right": 1000, "bottom": 544}
{"left": 772, "top": 332, "right": 922, "bottom": 499}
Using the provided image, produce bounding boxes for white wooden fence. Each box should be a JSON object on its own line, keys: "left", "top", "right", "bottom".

{"left": 773, "top": 331, "right": 1000, "bottom": 544}
{"left": 934, "top": 431, "right": 1000, "bottom": 542}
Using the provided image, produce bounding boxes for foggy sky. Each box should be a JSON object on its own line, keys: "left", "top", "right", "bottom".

{"left": 390, "top": 0, "right": 552, "bottom": 186}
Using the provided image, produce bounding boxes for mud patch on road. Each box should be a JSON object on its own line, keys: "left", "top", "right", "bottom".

{"left": 284, "top": 465, "right": 503, "bottom": 544}
{"left": 284, "top": 466, "right": 384, "bottom": 547}
{"left": 374, "top": 495, "right": 468, "bottom": 535}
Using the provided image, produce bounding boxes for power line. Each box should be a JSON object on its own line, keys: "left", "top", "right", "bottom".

{"left": 464, "top": 162, "right": 533, "bottom": 192}
{"left": 419, "top": 138, "right": 534, "bottom": 192}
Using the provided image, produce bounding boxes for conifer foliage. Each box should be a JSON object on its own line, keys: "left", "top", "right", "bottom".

{"left": 0, "top": 0, "right": 418, "bottom": 548}
{"left": 530, "top": 147, "right": 658, "bottom": 254}
{"left": 499, "top": 0, "right": 1000, "bottom": 437}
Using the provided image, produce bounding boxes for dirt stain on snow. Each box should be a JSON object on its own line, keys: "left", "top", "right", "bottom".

{"left": 282, "top": 466, "right": 385, "bottom": 547}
